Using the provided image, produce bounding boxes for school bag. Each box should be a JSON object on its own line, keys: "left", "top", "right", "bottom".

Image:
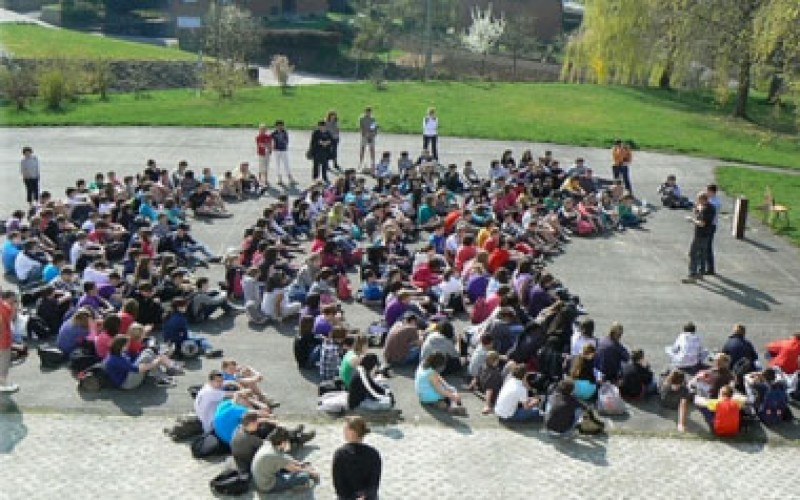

{"left": 209, "top": 469, "right": 251, "bottom": 496}
{"left": 77, "top": 363, "right": 111, "bottom": 393}
{"left": 37, "top": 345, "right": 66, "bottom": 369}
{"left": 578, "top": 407, "right": 606, "bottom": 435}
{"left": 575, "top": 218, "right": 595, "bottom": 236}
{"left": 758, "top": 385, "right": 789, "bottom": 426}
{"left": 164, "top": 412, "right": 204, "bottom": 442}
{"left": 366, "top": 321, "right": 388, "bottom": 347}
{"left": 337, "top": 273, "right": 353, "bottom": 301}
{"left": 191, "top": 431, "right": 229, "bottom": 459}
{"left": 69, "top": 347, "right": 101, "bottom": 373}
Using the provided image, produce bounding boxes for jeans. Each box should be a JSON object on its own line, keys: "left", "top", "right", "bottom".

{"left": 312, "top": 156, "right": 329, "bottom": 183}
{"left": 706, "top": 225, "right": 717, "bottom": 273}
{"left": 185, "top": 243, "right": 214, "bottom": 259}
{"left": 23, "top": 178, "right": 40, "bottom": 203}
{"left": 423, "top": 135, "right": 438, "bottom": 160}
{"left": 500, "top": 406, "right": 542, "bottom": 423}
{"left": 612, "top": 165, "right": 632, "bottom": 194}
{"left": 359, "top": 396, "right": 393, "bottom": 411}
{"left": 689, "top": 234, "right": 710, "bottom": 275}
{"left": 268, "top": 471, "right": 310, "bottom": 493}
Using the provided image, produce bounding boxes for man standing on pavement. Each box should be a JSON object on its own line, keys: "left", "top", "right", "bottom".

{"left": 705, "top": 184, "right": 721, "bottom": 275}
{"left": 0, "top": 291, "right": 20, "bottom": 393}
{"left": 611, "top": 139, "right": 634, "bottom": 195}
{"left": 20, "top": 146, "right": 41, "bottom": 208}
{"left": 271, "top": 120, "right": 295, "bottom": 185}
{"left": 309, "top": 120, "right": 332, "bottom": 184}
{"left": 359, "top": 107, "right": 378, "bottom": 173}
{"left": 255, "top": 124, "right": 273, "bottom": 187}
{"left": 683, "top": 192, "right": 715, "bottom": 283}
{"left": 422, "top": 107, "right": 439, "bottom": 161}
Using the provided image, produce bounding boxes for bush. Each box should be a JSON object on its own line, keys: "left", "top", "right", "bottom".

{"left": 202, "top": 61, "right": 248, "bottom": 99}
{"left": 87, "top": 59, "right": 114, "bottom": 100}
{"left": 0, "top": 64, "right": 38, "bottom": 110}
{"left": 38, "top": 69, "right": 67, "bottom": 110}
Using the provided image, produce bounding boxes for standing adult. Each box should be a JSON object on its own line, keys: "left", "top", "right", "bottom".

{"left": 359, "top": 107, "right": 378, "bottom": 172}
{"left": 309, "top": 120, "right": 333, "bottom": 184}
{"left": 683, "top": 192, "right": 715, "bottom": 283}
{"left": 705, "top": 184, "right": 721, "bottom": 275}
{"left": 20, "top": 146, "right": 41, "bottom": 208}
{"left": 326, "top": 110, "right": 341, "bottom": 172}
{"left": 271, "top": 120, "right": 295, "bottom": 185}
{"left": 332, "top": 416, "right": 382, "bottom": 500}
{"left": 611, "top": 139, "right": 633, "bottom": 194}
{"left": 422, "top": 107, "right": 439, "bottom": 161}
{"left": 0, "top": 291, "right": 19, "bottom": 393}
{"left": 255, "top": 123, "right": 273, "bottom": 187}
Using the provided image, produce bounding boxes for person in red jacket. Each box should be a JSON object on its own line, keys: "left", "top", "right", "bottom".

{"left": 0, "top": 292, "right": 19, "bottom": 393}
{"left": 766, "top": 332, "right": 800, "bottom": 375}
{"left": 696, "top": 385, "right": 743, "bottom": 437}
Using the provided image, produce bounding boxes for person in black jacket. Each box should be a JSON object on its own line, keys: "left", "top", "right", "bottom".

{"left": 721, "top": 323, "right": 759, "bottom": 373}
{"left": 348, "top": 354, "right": 392, "bottom": 411}
{"left": 309, "top": 120, "right": 332, "bottom": 184}
{"left": 332, "top": 416, "right": 382, "bottom": 500}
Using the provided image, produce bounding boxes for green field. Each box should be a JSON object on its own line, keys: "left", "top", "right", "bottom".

{"left": 3, "top": 82, "right": 799, "bottom": 169}
{"left": 0, "top": 23, "right": 197, "bottom": 60}
{"left": 716, "top": 166, "right": 799, "bottom": 245}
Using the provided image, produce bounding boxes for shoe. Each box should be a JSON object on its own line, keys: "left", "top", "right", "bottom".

{"left": 195, "top": 260, "right": 210, "bottom": 269}
{"left": 448, "top": 405, "right": 468, "bottom": 417}
{"left": 0, "top": 383, "right": 20, "bottom": 393}
{"left": 156, "top": 377, "right": 176, "bottom": 388}
{"left": 681, "top": 275, "right": 698, "bottom": 284}
{"left": 296, "top": 430, "right": 316, "bottom": 447}
{"left": 165, "top": 366, "right": 185, "bottom": 376}
{"left": 208, "top": 256, "right": 222, "bottom": 264}
{"left": 703, "top": 270, "right": 715, "bottom": 276}
{"left": 291, "top": 479, "right": 314, "bottom": 491}
{"left": 266, "top": 399, "right": 281, "bottom": 409}
{"left": 277, "top": 177, "right": 284, "bottom": 185}
{"left": 204, "top": 349, "right": 224, "bottom": 359}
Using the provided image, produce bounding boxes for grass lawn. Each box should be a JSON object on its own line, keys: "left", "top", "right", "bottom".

{"left": 716, "top": 166, "right": 800, "bottom": 245}
{"left": 0, "top": 24, "right": 198, "bottom": 61}
{"left": 3, "top": 82, "right": 799, "bottom": 169}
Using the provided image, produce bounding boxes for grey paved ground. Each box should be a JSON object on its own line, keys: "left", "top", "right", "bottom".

{"left": 1, "top": 409, "right": 799, "bottom": 500}
{"left": 0, "top": 127, "right": 799, "bottom": 443}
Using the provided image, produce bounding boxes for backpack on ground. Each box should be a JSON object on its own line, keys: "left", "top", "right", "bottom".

{"left": 164, "top": 412, "right": 204, "bottom": 442}
{"left": 77, "top": 363, "right": 110, "bottom": 393}
{"left": 366, "top": 321, "right": 388, "bottom": 347}
{"left": 209, "top": 469, "right": 251, "bottom": 496}
{"left": 758, "top": 385, "right": 789, "bottom": 426}
{"left": 191, "top": 431, "right": 229, "bottom": 459}
{"left": 37, "top": 345, "right": 66, "bottom": 369}
{"left": 317, "top": 391, "right": 349, "bottom": 414}
{"left": 69, "top": 347, "right": 101, "bottom": 373}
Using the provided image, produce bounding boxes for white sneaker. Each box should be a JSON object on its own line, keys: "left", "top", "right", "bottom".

{"left": 0, "top": 383, "right": 20, "bottom": 393}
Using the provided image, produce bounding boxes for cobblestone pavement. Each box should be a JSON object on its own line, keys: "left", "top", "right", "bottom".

{"left": 1, "top": 410, "right": 798, "bottom": 500}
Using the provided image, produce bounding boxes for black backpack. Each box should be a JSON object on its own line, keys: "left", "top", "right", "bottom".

{"left": 37, "top": 346, "right": 66, "bottom": 369}
{"left": 164, "top": 412, "right": 204, "bottom": 442}
{"left": 77, "top": 363, "right": 110, "bottom": 393}
{"left": 209, "top": 469, "right": 251, "bottom": 496}
{"left": 69, "top": 347, "right": 101, "bottom": 373}
{"left": 191, "top": 431, "right": 229, "bottom": 459}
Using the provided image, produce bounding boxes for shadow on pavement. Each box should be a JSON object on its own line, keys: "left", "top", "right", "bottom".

{"left": 550, "top": 434, "right": 609, "bottom": 467}
{"left": 695, "top": 274, "right": 779, "bottom": 311}
{"left": 742, "top": 237, "right": 777, "bottom": 253}
{"left": 0, "top": 397, "right": 27, "bottom": 453}
{"left": 421, "top": 404, "right": 473, "bottom": 435}
{"left": 78, "top": 383, "right": 169, "bottom": 417}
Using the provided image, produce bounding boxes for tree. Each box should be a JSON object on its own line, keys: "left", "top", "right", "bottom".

{"left": 501, "top": 15, "right": 540, "bottom": 80}
{"left": 461, "top": 4, "right": 506, "bottom": 76}
{"left": 269, "top": 54, "right": 294, "bottom": 94}
{"left": 202, "top": 3, "right": 258, "bottom": 98}
{"left": 0, "top": 64, "right": 37, "bottom": 111}
{"left": 564, "top": 0, "right": 800, "bottom": 119}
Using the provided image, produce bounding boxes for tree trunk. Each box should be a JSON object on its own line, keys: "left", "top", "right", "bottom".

{"left": 512, "top": 49, "right": 518, "bottom": 80}
{"left": 733, "top": 54, "right": 751, "bottom": 119}
{"left": 658, "top": 60, "right": 673, "bottom": 90}
{"left": 766, "top": 73, "right": 783, "bottom": 104}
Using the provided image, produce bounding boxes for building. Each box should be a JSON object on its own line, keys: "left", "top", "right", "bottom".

{"left": 172, "top": 0, "right": 328, "bottom": 30}
{"left": 462, "top": 0, "right": 565, "bottom": 41}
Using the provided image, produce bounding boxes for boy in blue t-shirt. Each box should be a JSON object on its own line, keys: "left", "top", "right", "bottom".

{"left": 360, "top": 270, "right": 384, "bottom": 305}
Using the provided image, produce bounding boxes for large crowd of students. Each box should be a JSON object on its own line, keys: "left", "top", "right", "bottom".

{"left": 1, "top": 124, "right": 798, "bottom": 496}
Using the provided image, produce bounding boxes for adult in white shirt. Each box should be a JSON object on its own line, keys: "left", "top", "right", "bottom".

{"left": 494, "top": 364, "right": 542, "bottom": 422}
{"left": 667, "top": 321, "right": 705, "bottom": 373}
{"left": 422, "top": 107, "right": 439, "bottom": 160}
{"left": 194, "top": 370, "right": 229, "bottom": 432}
{"left": 261, "top": 273, "right": 301, "bottom": 322}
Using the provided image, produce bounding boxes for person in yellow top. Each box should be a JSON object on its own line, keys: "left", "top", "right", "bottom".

{"left": 560, "top": 175, "right": 585, "bottom": 199}
{"left": 611, "top": 139, "right": 634, "bottom": 194}
{"left": 476, "top": 221, "right": 496, "bottom": 248}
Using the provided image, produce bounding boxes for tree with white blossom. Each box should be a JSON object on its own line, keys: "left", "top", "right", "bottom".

{"left": 461, "top": 3, "right": 506, "bottom": 76}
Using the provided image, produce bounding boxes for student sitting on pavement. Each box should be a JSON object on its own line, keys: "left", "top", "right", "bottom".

{"left": 251, "top": 427, "right": 320, "bottom": 494}
{"left": 162, "top": 298, "right": 215, "bottom": 358}
{"left": 221, "top": 358, "right": 279, "bottom": 409}
{"left": 348, "top": 353, "right": 393, "bottom": 412}
{"left": 619, "top": 349, "right": 657, "bottom": 399}
{"left": 544, "top": 378, "right": 583, "bottom": 438}
{"left": 721, "top": 323, "right": 760, "bottom": 377}
{"left": 690, "top": 352, "right": 734, "bottom": 398}
{"left": 260, "top": 271, "right": 302, "bottom": 323}
{"left": 340, "top": 336, "right": 368, "bottom": 389}
{"left": 231, "top": 413, "right": 315, "bottom": 475}
{"left": 694, "top": 385, "right": 745, "bottom": 437}
{"left": 419, "top": 321, "right": 462, "bottom": 375}
{"left": 495, "top": 363, "right": 543, "bottom": 423}
{"left": 659, "top": 369, "right": 691, "bottom": 432}
{"left": 744, "top": 368, "right": 792, "bottom": 426}
{"left": 765, "top": 331, "right": 800, "bottom": 377}
{"left": 475, "top": 351, "right": 503, "bottom": 415}
{"left": 194, "top": 370, "right": 232, "bottom": 433}
{"left": 594, "top": 322, "right": 629, "bottom": 384}
{"left": 383, "top": 312, "right": 423, "bottom": 367}
{"left": 190, "top": 277, "right": 240, "bottom": 322}
{"left": 568, "top": 343, "right": 598, "bottom": 401}
{"left": 319, "top": 327, "right": 348, "bottom": 382}
{"left": 666, "top": 322, "right": 706, "bottom": 375}
{"left": 103, "top": 336, "right": 177, "bottom": 389}
{"left": 414, "top": 352, "right": 466, "bottom": 416}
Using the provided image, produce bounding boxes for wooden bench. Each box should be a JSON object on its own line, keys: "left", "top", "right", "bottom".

{"left": 755, "top": 187, "right": 790, "bottom": 227}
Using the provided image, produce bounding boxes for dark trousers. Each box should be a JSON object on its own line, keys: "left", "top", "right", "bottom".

{"left": 329, "top": 138, "right": 339, "bottom": 167}
{"left": 689, "top": 234, "right": 710, "bottom": 276}
{"left": 423, "top": 135, "right": 438, "bottom": 160}
{"left": 612, "top": 165, "right": 632, "bottom": 194}
{"left": 312, "top": 156, "right": 329, "bottom": 183}
{"left": 23, "top": 178, "right": 40, "bottom": 203}
{"left": 706, "top": 225, "right": 717, "bottom": 273}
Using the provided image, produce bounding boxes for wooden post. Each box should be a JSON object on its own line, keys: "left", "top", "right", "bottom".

{"left": 732, "top": 197, "right": 748, "bottom": 239}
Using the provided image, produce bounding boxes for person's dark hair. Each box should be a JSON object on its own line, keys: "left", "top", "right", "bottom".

{"left": 102, "top": 315, "right": 122, "bottom": 337}
{"left": 763, "top": 367, "right": 777, "bottom": 383}
{"left": 361, "top": 353, "right": 379, "bottom": 372}
{"left": 241, "top": 411, "right": 260, "bottom": 427}
{"left": 83, "top": 281, "right": 97, "bottom": 293}
{"left": 344, "top": 415, "right": 370, "bottom": 439}
{"left": 304, "top": 292, "right": 320, "bottom": 311}
{"left": 439, "top": 321, "right": 455, "bottom": 340}
{"left": 195, "top": 277, "right": 209, "bottom": 289}
{"left": 172, "top": 297, "right": 188, "bottom": 309}
{"left": 109, "top": 336, "right": 128, "bottom": 356}
{"left": 557, "top": 378, "right": 575, "bottom": 396}
{"left": 631, "top": 349, "right": 644, "bottom": 363}
{"left": 298, "top": 315, "right": 315, "bottom": 337}
{"left": 422, "top": 352, "right": 446, "bottom": 370}
{"left": 268, "top": 426, "right": 291, "bottom": 446}
{"left": 512, "top": 363, "right": 527, "bottom": 379}
{"left": 580, "top": 318, "right": 595, "bottom": 337}
{"left": 683, "top": 322, "right": 696, "bottom": 333}
{"left": 665, "top": 369, "right": 686, "bottom": 386}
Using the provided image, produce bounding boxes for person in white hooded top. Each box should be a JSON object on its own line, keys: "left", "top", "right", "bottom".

{"left": 667, "top": 321, "right": 706, "bottom": 374}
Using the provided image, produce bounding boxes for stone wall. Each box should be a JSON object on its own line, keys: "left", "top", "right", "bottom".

{"left": 4, "top": 58, "right": 201, "bottom": 91}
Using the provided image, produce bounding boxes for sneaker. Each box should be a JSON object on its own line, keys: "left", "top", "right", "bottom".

{"left": 0, "top": 383, "right": 20, "bottom": 393}
{"left": 165, "top": 366, "right": 185, "bottom": 376}
{"left": 208, "top": 256, "right": 222, "bottom": 264}
{"left": 204, "top": 349, "right": 224, "bottom": 359}
{"left": 156, "top": 377, "right": 176, "bottom": 388}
